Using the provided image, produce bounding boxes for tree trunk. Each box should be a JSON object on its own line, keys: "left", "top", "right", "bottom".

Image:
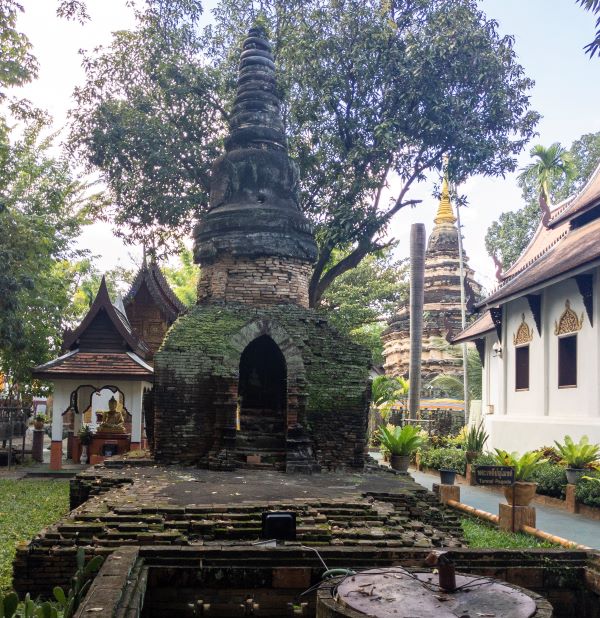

{"left": 408, "top": 223, "right": 426, "bottom": 420}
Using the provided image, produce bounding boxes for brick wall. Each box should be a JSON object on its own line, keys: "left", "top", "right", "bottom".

{"left": 153, "top": 302, "right": 371, "bottom": 469}
{"left": 197, "top": 256, "right": 313, "bottom": 308}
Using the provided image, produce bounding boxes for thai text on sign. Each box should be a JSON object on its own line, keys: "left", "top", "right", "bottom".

{"left": 475, "top": 465, "right": 515, "bottom": 486}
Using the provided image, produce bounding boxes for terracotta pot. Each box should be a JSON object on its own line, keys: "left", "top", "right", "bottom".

{"left": 503, "top": 481, "right": 537, "bottom": 506}
{"left": 465, "top": 450, "right": 479, "bottom": 464}
{"left": 33, "top": 420, "right": 45, "bottom": 430}
{"left": 390, "top": 454, "right": 410, "bottom": 472}
{"left": 566, "top": 468, "right": 585, "bottom": 485}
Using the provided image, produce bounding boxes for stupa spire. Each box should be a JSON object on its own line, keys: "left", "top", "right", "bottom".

{"left": 226, "top": 24, "right": 287, "bottom": 152}
{"left": 434, "top": 169, "right": 457, "bottom": 225}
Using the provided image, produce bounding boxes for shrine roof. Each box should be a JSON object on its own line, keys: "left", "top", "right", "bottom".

{"left": 62, "top": 277, "right": 150, "bottom": 358}
{"left": 547, "top": 160, "right": 600, "bottom": 227}
{"left": 451, "top": 311, "right": 494, "bottom": 344}
{"left": 32, "top": 350, "right": 153, "bottom": 380}
{"left": 124, "top": 261, "right": 186, "bottom": 324}
{"left": 478, "top": 216, "right": 600, "bottom": 308}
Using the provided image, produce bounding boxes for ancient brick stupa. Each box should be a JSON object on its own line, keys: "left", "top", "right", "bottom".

{"left": 153, "top": 26, "right": 371, "bottom": 472}
{"left": 382, "top": 174, "right": 481, "bottom": 382}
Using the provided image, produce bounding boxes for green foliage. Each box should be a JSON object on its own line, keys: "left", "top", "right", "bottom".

{"left": 472, "top": 452, "right": 497, "bottom": 467}
{"left": 461, "top": 518, "right": 557, "bottom": 549}
{"left": 419, "top": 447, "right": 466, "bottom": 475}
{"left": 0, "top": 481, "right": 69, "bottom": 594}
{"left": 371, "top": 375, "right": 408, "bottom": 407}
{"left": 529, "top": 462, "right": 568, "bottom": 499}
{"left": 576, "top": 472, "right": 600, "bottom": 507}
{"left": 70, "top": 0, "right": 538, "bottom": 301}
{"left": 77, "top": 425, "right": 94, "bottom": 446}
{"left": 68, "top": 259, "right": 134, "bottom": 324}
{"left": 320, "top": 248, "right": 408, "bottom": 363}
{"left": 554, "top": 435, "right": 600, "bottom": 468}
{"left": 486, "top": 131, "right": 600, "bottom": 268}
{"left": 517, "top": 143, "right": 576, "bottom": 204}
{"left": 377, "top": 425, "right": 424, "bottom": 456}
{"left": 53, "top": 548, "right": 103, "bottom": 618}
{"left": 427, "top": 346, "right": 482, "bottom": 400}
{"left": 577, "top": 0, "right": 600, "bottom": 57}
{"left": 464, "top": 421, "right": 488, "bottom": 453}
{"left": 493, "top": 449, "right": 546, "bottom": 481}
{"left": 162, "top": 246, "right": 200, "bottom": 307}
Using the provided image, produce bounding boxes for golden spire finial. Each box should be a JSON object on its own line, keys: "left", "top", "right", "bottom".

{"left": 434, "top": 159, "right": 457, "bottom": 225}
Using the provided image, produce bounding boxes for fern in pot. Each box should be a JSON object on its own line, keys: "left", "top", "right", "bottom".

{"left": 464, "top": 421, "right": 488, "bottom": 463}
{"left": 378, "top": 425, "right": 425, "bottom": 472}
{"left": 494, "top": 449, "right": 546, "bottom": 506}
{"left": 554, "top": 435, "right": 600, "bottom": 484}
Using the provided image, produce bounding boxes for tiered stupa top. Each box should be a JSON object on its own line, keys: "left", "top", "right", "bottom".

{"left": 194, "top": 26, "right": 318, "bottom": 266}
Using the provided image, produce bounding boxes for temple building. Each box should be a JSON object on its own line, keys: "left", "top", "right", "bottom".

{"left": 33, "top": 261, "right": 184, "bottom": 469}
{"left": 153, "top": 26, "right": 371, "bottom": 472}
{"left": 453, "top": 161, "right": 600, "bottom": 452}
{"left": 382, "top": 176, "right": 481, "bottom": 383}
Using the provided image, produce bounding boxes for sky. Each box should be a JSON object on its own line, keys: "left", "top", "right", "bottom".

{"left": 13, "top": 0, "right": 600, "bottom": 293}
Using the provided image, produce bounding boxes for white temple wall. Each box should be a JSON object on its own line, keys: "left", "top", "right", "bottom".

{"left": 485, "top": 268, "right": 600, "bottom": 453}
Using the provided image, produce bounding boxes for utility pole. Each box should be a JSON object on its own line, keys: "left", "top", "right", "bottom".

{"left": 453, "top": 181, "right": 470, "bottom": 426}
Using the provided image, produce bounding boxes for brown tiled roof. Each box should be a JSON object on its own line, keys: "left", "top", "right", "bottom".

{"left": 33, "top": 350, "right": 153, "bottom": 380}
{"left": 452, "top": 311, "right": 494, "bottom": 344}
{"left": 479, "top": 217, "right": 600, "bottom": 307}
{"left": 124, "top": 261, "right": 186, "bottom": 323}
{"left": 548, "top": 161, "right": 600, "bottom": 227}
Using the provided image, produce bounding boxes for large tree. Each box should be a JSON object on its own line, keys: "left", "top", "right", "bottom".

{"left": 485, "top": 132, "right": 600, "bottom": 269}
{"left": 0, "top": 1, "right": 95, "bottom": 390}
{"left": 577, "top": 0, "right": 600, "bottom": 57}
{"left": 69, "top": 0, "right": 538, "bottom": 306}
{"left": 319, "top": 246, "right": 408, "bottom": 365}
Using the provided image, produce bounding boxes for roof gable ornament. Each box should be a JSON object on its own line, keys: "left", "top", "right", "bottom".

{"left": 554, "top": 299, "right": 584, "bottom": 336}
{"left": 513, "top": 313, "right": 534, "bottom": 346}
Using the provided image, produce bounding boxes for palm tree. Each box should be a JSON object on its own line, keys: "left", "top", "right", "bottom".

{"left": 427, "top": 347, "right": 482, "bottom": 400}
{"left": 408, "top": 224, "right": 426, "bottom": 420}
{"left": 517, "top": 143, "right": 576, "bottom": 205}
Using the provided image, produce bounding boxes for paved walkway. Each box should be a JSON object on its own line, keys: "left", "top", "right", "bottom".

{"left": 411, "top": 469, "right": 600, "bottom": 550}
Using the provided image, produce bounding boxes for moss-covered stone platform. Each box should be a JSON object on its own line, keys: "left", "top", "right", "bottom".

{"left": 13, "top": 463, "right": 465, "bottom": 597}
{"left": 153, "top": 302, "right": 371, "bottom": 470}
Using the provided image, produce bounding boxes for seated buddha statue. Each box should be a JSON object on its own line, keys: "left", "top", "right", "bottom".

{"left": 98, "top": 396, "right": 125, "bottom": 433}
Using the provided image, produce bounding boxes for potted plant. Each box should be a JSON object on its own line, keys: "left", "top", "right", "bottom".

{"left": 377, "top": 424, "right": 425, "bottom": 472}
{"left": 464, "top": 421, "right": 488, "bottom": 463}
{"left": 493, "top": 449, "right": 546, "bottom": 506}
{"left": 439, "top": 467, "right": 456, "bottom": 485}
{"left": 78, "top": 425, "right": 95, "bottom": 464}
{"left": 33, "top": 414, "right": 46, "bottom": 430}
{"left": 554, "top": 435, "right": 600, "bottom": 484}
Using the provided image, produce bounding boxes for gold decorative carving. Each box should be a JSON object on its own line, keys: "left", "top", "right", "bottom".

{"left": 554, "top": 299, "right": 584, "bottom": 336}
{"left": 513, "top": 313, "right": 534, "bottom": 346}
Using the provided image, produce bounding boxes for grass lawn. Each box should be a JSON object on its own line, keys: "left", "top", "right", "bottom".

{"left": 0, "top": 479, "right": 70, "bottom": 593}
{"left": 461, "top": 517, "right": 559, "bottom": 549}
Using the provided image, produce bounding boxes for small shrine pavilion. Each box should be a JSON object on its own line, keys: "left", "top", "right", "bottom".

{"left": 33, "top": 262, "right": 184, "bottom": 469}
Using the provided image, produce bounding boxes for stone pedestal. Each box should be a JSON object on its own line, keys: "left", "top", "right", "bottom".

{"left": 89, "top": 432, "right": 130, "bottom": 465}
{"left": 32, "top": 430, "right": 45, "bottom": 463}
{"left": 498, "top": 503, "right": 536, "bottom": 532}
{"left": 50, "top": 441, "right": 62, "bottom": 470}
{"left": 565, "top": 484, "right": 579, "bottom": 513}
{"left": 465, "top": 464, "right": 478, "bottom": 486}
{"left": 438, "top": 484, "right": 460, "bottom": 505}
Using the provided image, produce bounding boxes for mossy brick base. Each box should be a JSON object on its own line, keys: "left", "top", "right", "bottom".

{"left": 153, "top": 301, "right": 371, "bottom": 469}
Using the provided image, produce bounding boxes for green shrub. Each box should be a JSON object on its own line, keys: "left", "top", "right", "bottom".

{"left": 420, "top": 447, "right": 466, "bottom": 475}
{"left": 472, "top": 452, "right": 497, "bottom": 467}
{"left": 575, "top": 471, "right": 600, "bottom": 508}
{"left": 493, "top": 449, "right": 546, "bottom": 481}
{"left": 378, "top": 424, "right": 425, "bottom": 456}
{"left": 554, "top": 435, "right": 600, "bottom": 468}
{"left": 530, "top": 462, "right": 567, "bottom": 499}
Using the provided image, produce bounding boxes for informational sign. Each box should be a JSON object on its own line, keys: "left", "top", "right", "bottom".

{"left": 475, "top": 465, "right": 515, "bottom": 486}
